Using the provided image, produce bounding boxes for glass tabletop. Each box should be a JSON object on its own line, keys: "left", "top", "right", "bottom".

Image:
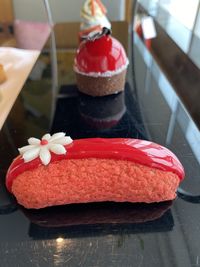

{"left": 0, "top": 2, "right": 200, "bottom": 267}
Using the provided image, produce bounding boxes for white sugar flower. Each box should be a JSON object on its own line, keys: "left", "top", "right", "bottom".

{"left": 18, "top": 132, "right": 73, "bottom": 166}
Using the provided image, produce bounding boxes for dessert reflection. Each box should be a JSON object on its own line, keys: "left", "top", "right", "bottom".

{"left": 76, "top": 88, "right": 146, "bottom": 141}
{"left": 79, "top": 91, "right": 126, "bottom": 131}
{"left": 22, "top": 201, "right": 174, "bottom": 240}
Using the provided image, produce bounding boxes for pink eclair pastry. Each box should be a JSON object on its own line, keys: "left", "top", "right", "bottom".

{"left": 6, "top": 133, "right": 184, "bottom": 209}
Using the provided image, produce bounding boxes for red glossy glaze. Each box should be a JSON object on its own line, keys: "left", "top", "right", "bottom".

{"left": 75, "top": 35, "right": 127, "bottom": 73}
{"left": 6, "top": 138, "right": 184, "bottom": 193}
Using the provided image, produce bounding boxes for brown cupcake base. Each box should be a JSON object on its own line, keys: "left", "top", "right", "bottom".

{"left": 76, "top": 69, "right": 126, "bottom": 96}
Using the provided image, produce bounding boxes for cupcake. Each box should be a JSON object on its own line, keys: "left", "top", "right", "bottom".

{"left": 74, "top": 28, "right": 129, "bottom": 96}
{"left": 79, "top": 0, "right": 111, "bottom": 41}
{"left": 79, "top": 91, "right": 126, "bottom": 130}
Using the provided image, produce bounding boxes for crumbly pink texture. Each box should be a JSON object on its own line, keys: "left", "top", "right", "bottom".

{"left": 12, "top": 158, "right": 180, "bottom": 209}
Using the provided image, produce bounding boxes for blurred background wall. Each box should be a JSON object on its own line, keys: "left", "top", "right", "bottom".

{"left": 12, "top": 0, "right": 126, "bottom": 22}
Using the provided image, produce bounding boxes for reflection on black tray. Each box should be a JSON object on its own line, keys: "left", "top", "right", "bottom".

{"left": 51, "top": 83, "right": 147, "bottom": 140}
{"left": 22, "top": 201, "right": 174, "bottom": 239}
{"left": 79, "top": 91, "right": 126, "bottom": 130}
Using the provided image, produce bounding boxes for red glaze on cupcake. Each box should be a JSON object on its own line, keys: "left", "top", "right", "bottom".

{"left": 74, "top": 33, "right": 129, "bottom": 77}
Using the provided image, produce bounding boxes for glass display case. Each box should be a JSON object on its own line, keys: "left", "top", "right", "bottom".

{"left": 0, "top": 1, "right": 200, "bottom": 266}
